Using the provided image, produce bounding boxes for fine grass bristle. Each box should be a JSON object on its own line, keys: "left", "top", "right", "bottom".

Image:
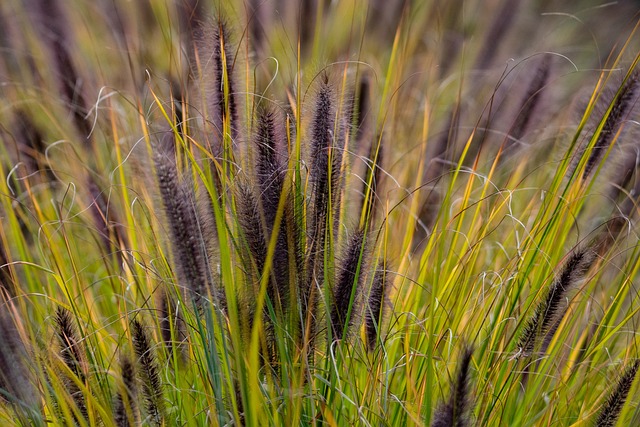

{"left": 309, "top": 80, "right": 340, "bottom": 224}
{"left": 432, "top": 345, "right": 474, "bottom": 427}
{"left": 235, "top": 180, "right": 287, "bottom": 355}
{"left": 516, "top": 247, "right": 596, "bottom": 357}
{"left": 595, "top": 360, "right": 640, "bottom": 427}
{"left": 131, "top": 318, "right": 164, "bottom": 426}
{"left": 113, "top": 356, "right": 139, "bottom": 427}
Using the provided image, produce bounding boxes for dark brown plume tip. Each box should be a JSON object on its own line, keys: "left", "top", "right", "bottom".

{"left": 131, "top": 319, "right": 165, "bottom": 426}
{"left": 365, "top": 261, "right": 390, "bottom": 351}
{"left": 330, "top": 228, "right": 368, "bottom": 341}
{"left": 432, "top": 345, "right": 474, "bottom": 427}
{"left": 516, "top": 247, "right": 596, "bottom": 357}
{"left": 114, "top": 356, "right": 139, "bottom": 427}
{"left": 595, "top": 360, "right": 640, "bottom": 427}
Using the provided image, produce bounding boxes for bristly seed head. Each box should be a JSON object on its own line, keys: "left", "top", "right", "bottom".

{"left": 331, "top": 228, "right": 368, "bottom": 341}
{"left": 365, "top": 261, "right": 390, "bottom": 351}
{"left": 54, "top": 307, "right": 88, "bottom": 422}
{"left": 0, "top": 310, "right": 40, "bottom": 420}
{"left": 153, "top": 132, "right": 217, "bottom": 306}
{"left": 131, "top": 318, "right": 164, "bottom": 426}
{"left": 583, "top": 70, "right": 639, "bottom": 180}
{"left": 432, "top": 345, "right": 474, "bottom": 427}
{"left": 113, "top": 356, "right": 139, "bottom": 427}
{"left": 516, "top": 247, "right": 596, "bottom": 357}
{"left": 595, "top": 360, "right": 640, "bottom": 427}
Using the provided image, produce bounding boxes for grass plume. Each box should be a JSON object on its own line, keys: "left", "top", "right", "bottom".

{"left": 432, "top": 345, "right": 474, "bottom": 427}
{"left": 583, "top": 70, "right": 639, "bottom": 180}
{"left": 330, "top": 228, "right": 367, "bottom": 341}
{"left": 131, "top": 318, "right": 164, "bottom": 426}
{"left": 516, "top": 248, "right": 596, "bottom": 357}
{"left": 0, "top": 309, "right": 40, "bottom": 423}
{"left": 153, "top": 132, "right": 216, "bottom": 306}
{"left": 307, "top": 79, "right": 344, "bottom": 302}
{"left": 365, "top": 261, "right": 390, "bottom": 351}
{"left": 595, "top": 360, "right": 640, "bottom": 427}
{"left": 508, "top": 54, "right": 551, "bottom": 145}
{"left": 31, "top": 0, "right": 92, "bottom": 143}
{"left": 159, "top": 290, "right": 187, "bottom": 362}
{"left": 113, "top": 356, "right": 139, "bottom": 427}
{"left": 54, "top": 307, "right": 88, "bottom": 423}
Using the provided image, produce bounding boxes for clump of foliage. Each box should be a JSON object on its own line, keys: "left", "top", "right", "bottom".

{"left": 0, "top": 0, "right": 639, "bottom": 425}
